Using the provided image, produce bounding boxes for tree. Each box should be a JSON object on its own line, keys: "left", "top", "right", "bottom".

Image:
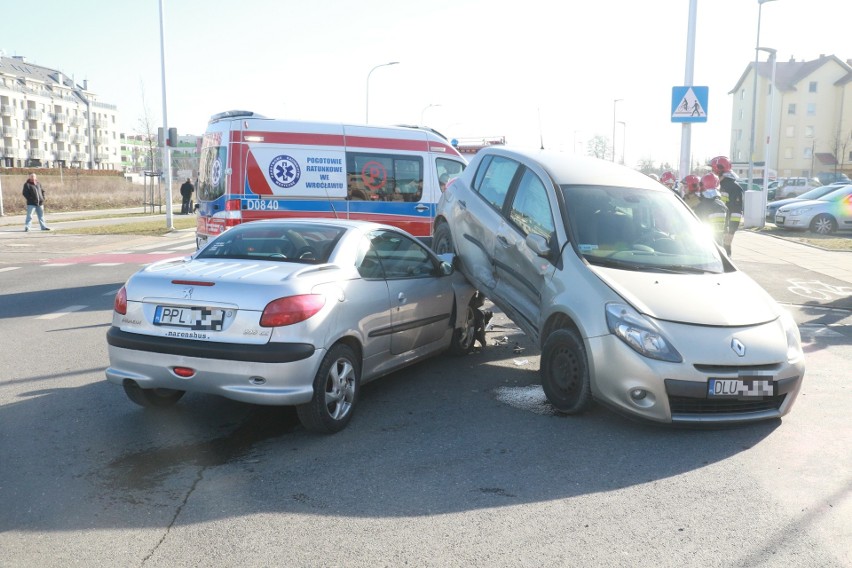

{"left": 586, "top": 135, "right": 610, "bottom": 160}
{"left": 136, "top": 82, "right": 159, "bottom": 174}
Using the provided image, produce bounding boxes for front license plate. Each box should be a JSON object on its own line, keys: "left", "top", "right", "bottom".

{"left": 154, "top": 306, "right": 225, "bottom": 331}
{"left": 708, "top": 379, "right": 773, "bottom": 398}
{"left": 775, "top": 216, "right": 785, "bottom": 224}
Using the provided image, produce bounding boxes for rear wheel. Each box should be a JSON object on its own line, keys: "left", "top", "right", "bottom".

{"left": 432, "top": 222, "right": 454, "bottom": 255}
{"left": 297, "top": 343, "right": 360, "bottom": 434}
{"left": 810, "top": 214, "right": 837, "bottom": 235}
{"left": 123, "top": 381, "right": 185, "bottom": 408}
{"left": 540, "top": 329, "right": 591, "bottom": 415}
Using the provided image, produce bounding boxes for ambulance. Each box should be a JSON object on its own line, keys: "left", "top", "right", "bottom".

{"left": 194, "top": 110, "right": 467, "bottom": 248}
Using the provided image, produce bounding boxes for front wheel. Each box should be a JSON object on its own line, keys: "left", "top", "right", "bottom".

{"left": 123, "top": 381, "right": 185, "bottom": 408}
{"left": 432, "top": 221, "right": 455, "bottom": 255}
{"left": 297, "top": 343, "right": 360, "bottom": 434}
{"left": 540, "top": 329, "right": 591, "bottom": 415}
{"left": 448, "top": 296, "right": 477, "bottom": 355}
{"left": 810, "top": 214, "right": 837, "bottom": 235}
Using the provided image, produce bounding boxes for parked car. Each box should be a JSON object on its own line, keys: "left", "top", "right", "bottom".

{"left": 816, "top": 172, "right": 851, "bottom": 186}
{"left": 434, "top": 147, "right": 804, "bottom": 425}
{"left": 776, "top": 177, "right": 821, "bottom": 199}
{"left": 106, "top": 219, "right": 479, "bottom": 433}
{"left": 774, "top": 184, "right": 852, "bottom": 234}
{"left": 766, "top": 184, "right": 847, "bottom": 223}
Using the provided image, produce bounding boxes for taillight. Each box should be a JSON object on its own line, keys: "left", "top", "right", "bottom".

{"left": 260, "top": 295, "right": 325, "bottom": 327}
{"left": 224, "top": 198, "right": 242, "bottom": 228}
{"left": 114, "top": 286, "right": 127, "bottom": 315}
{"left": 224, "top": 198, "right": 241, "bottom": 211}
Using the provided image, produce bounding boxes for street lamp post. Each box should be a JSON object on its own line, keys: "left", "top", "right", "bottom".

{"left": 420, "top": 103, "right": 441, "bottom": 124}
{"left": 759, "top": 47, "right": 777, "bottom": 228}
{"left": 617, "top": 121, "right": 627, "bottom": 165}
{"left": 612, "top": 99, "right": 623, "bottom": 162}
{"left": 747, "top": 0, "right": 778, "bottom": 189}
{"left": 365, "top": 62, "right": 399, "bottom": 124}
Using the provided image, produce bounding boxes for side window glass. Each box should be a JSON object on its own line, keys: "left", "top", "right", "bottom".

{"left": 436, "top": 158, "right": 465, "bottom": 193}
{"left": 369, "top": 230, "right": 437, "bottom": 279}
{"left": 356, "top": 237, "right": 386, "bottom": 279}
{"left": 509, "top": 169, "right": 555, "bottom": 244}
{"left": 346, "top": 153, "right": 423, "bottom": 202}
{"left": 393, "top": 157, "right": 423, "bottom": 202}
{"left": 472, "top": 155, "right": 493, "bottom": 192}
{"left": 476, "top": 155, "right": 519, "bottom": 210}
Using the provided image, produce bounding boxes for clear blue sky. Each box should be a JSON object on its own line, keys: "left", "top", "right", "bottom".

{"left": 3, "top": 0, "right": 850, "bottom": 170}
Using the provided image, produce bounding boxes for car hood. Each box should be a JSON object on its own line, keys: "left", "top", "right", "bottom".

{"left": 590, "top": 267, "right": 780, "bottom": 326}
{"left": 768, "top": 197, "right": 800, "bottom": 210}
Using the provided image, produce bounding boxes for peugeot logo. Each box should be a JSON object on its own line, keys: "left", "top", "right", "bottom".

{"left": 183, "top": 288, "right": 194, "bottom": 300}
{"left": 731, "top": 338, "right": 746, "bottom": 357}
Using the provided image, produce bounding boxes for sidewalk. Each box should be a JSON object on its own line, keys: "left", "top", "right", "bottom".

{"left": 733, "top": 229, "right": 852, "bottom": 284}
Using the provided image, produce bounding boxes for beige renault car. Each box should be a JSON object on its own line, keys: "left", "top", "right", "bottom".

{"left": 434, "top": 147, "right": 805, "bottom": 425}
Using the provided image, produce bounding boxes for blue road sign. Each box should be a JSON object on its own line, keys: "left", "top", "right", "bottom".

{"left": 671, "top": 86, "right": 709, "bottom": 123}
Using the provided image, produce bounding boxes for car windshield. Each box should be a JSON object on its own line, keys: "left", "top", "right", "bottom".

{"left": 816, "top": 186, "right": 852, "bottom": 202}
{"left": 197, "top": 223, "right": 345, "bottom": 263}
{"left": 560, "top": 185, "right": 725, "bottom": 274}
{"left": 798, "top": 185, "right": 844, "bottom": 200}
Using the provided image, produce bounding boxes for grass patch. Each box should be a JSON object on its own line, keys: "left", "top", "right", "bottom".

{"left": 60, "top": 216, "right": 197, "bottom": 236}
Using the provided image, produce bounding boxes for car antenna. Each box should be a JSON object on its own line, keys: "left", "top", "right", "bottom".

{"left": 538, "top": 107, "right": 545, "bottom": 150}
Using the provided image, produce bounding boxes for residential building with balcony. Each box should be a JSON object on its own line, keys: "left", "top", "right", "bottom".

{"left": 729, "top": 54, "right": 852, "bottom": 181}
{"left": 0, "top": 54, "right": 121, "bottom": 169}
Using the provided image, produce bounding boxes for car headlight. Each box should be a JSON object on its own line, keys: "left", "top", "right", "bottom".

{"left": 780, "top": 309, "right": 804, "bottom": 363}
{"left": 605, "top": 303, "right": 682, "bottom": 363}
{"left": 786, "top": 207, "right": 809, "bottom": 217}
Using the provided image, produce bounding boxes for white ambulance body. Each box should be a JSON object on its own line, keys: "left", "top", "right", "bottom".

{"left": 194, "top": 111, "right": 467, "bottom": 248}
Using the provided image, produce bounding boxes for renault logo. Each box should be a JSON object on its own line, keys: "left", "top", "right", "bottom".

{"left": 731, "top": 338, "right": 746, "bottom": 357}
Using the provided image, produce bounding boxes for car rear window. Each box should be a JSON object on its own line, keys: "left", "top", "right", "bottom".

{"left": 198, "top": 224, "right": 345, "bottom": 263}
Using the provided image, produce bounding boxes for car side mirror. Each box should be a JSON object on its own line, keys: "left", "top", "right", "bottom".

{"left": 439, "top": 260, "right": 454, "bottom": 276}
{"left": 525, "top": 233, "right": 551, "bottom": 258}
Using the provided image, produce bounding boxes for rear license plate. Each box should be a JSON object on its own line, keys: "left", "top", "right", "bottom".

{"left": 708, "top": 379, "right": 773, "bottom": 398}
{"left": 154, "top": 306, "right": 225, "bottom": 331}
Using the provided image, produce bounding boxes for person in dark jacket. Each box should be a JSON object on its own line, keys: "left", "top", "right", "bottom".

{"left": 22, "top": 173, "right": 50, "bottom": 231}
{"left": 710, "top": 156, "right": 742, "bottom": 256}
{"left": 179, "top": 178, "right": 195, "bottom": 214}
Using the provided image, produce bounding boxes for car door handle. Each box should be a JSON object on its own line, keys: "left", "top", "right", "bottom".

{"left": 415, "top": 204, "right": 429, "bottom": 213}
{"left": 397, "top": 292, "right": 406, "bottom": 304}
{"left": 497, "top": 235, "right": 510, "bottom": 247}
{"left": 458, "top": 199, "right": 467, "bottom": 209}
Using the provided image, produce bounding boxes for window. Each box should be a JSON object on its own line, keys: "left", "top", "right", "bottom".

{"left": 436, "top": 158, "right": 465, "bottom": 193}
{"left": 474, "top": 155, "right": 519, "bottom": 210}
{"left": 740, "top": 89, "right": 745, "bottom": 100}
{"left": 809, "top": 81, "right": 817, "bottom": 93}
{"left": 784, "top": 147, "right": 793, "bottom": 159}
{"left": 803, "top": 146, "right": 813, "bottom": 159}
{"left": 785, "top": 126, "right": 795, "bottom": 138}
{"left": 807, "top": 103, "right": 816, "bottom": 116}
{"left": 804, "top": 126, "right": 815, "bottom": 138}
{"left": 788, "top": 103, "right": 796, "bottom": 115}
{"left": 366, "top": 230, "right": 436, "bottom": 279}
{"left": 346, "top": 152, "right": 424, "bottom": 202}
{"left": 508, "top": 169, "right": 554, "bottom": 245}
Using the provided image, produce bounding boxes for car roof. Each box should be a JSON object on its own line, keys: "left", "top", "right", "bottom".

{"left": 235, "top": 218, "right": 395, "bottom": 233}
{"left": 473, "top": 146, "right": 666, "bottom": 192}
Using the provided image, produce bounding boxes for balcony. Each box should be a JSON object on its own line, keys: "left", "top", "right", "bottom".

{"left": 53, "top": 113, "right": 67, "bottom": 124}
{"left": 28, "top": 149, "right": 43, "bottom": 159}
{"left": 56, "top": 150, "right": 71, "bottom": 161}
{"left": 72, "top": 153, "right": 88, "bottom": 162}
{"left": 0, "top": 105, "right": 14, "bottom": 117}
{"left": 2, "top": 126, "right": 16, "bottom": 137}
{"left": 69, "top": 116, "right": 82, "bottom": 126}
{"left": 71, "top": 134, "right": 84, "bottom": 144}
{"left": 28, "top": 130, "right": 43, "bottom": 140}
{"left": 54, "top": 132, "right": 69, "bottom": 142}
{"left": 26, "top": 109, "right": 43, "bottom": 121}
{"left": 91, "top": 118, "right": 105, "bottom": 128}
{"left": 2, "top": 147, "right": 18, "bottom": 158}
{"left": 95, "top": 152, "right": 110, "bottom": 162}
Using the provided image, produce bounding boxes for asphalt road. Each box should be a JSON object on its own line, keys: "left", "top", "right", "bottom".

{"left": 0, "top": 230, "right": 849, "bottom": 567}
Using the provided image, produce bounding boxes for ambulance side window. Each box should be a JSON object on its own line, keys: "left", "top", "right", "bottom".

{"left": 436, "top": 158, "right": 465, "bottom": 193}
{"left": 346, "top": 152, "right": 423, "bottom": 202}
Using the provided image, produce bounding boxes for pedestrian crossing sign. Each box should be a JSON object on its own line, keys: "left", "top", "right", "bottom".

{"left": 671, "top": 86, "right": 709, "bottom": 123}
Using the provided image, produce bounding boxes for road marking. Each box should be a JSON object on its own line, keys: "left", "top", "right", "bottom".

{"left": 0, "top": 266, "right": 21, "bottom": 272}
{"left": 41, "top": 263, "right": 73, "bottom": 267}
{"left": 37, "top": 305, "right": 87, "bottom": 320}
{"left": 92, "top": 263, "right": 124, "bottom": 267}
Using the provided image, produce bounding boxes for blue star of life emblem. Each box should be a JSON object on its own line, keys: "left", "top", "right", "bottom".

{"left": 269, "top": 155, "right": 301, "bottom": 188}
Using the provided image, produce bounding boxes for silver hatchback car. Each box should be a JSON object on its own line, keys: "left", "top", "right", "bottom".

{"left": 106, "top": 219, "right": 478, "bottom": 433}
{"left": 434, "top": 147, "right": 805, "bottom": 425}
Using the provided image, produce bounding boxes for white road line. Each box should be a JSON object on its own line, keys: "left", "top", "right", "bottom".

{"left": 0, "top": 266, "right": 21, "bottom": 273}
{"left": 92, "top": 263, "right": 124, "bottom": 267}
{"left": 103, "top": 288, "right": 121, "bottom": 296}
{"left": 41, "top": 263, "right": 73, "bottom": 267}
{"left": 37, "top": 305, "right": 87, "bottom": 320}
{"left": 173, "top": 243, "right": 197, "bottom": 250}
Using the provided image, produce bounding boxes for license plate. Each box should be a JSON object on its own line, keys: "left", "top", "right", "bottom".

{"left": 775, "top": 216, "right": 785, "bottom": 224}
{"left": 708, "top": 379, "right": 773, "bottom": 398}
{"left": 154, "top": 306, "right": 225, "bottom": 330}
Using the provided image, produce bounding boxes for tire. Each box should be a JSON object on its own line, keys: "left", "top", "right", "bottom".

{"left": 297, "top": 343, "right": 360, "bottom": 434}
{"left": 447, "top": 297, "right": 477, "bottom": 355}
{"left": 540, "top": 328, "right": 592, "bottom": 415}
{"left": 123, "top": 381, "right": 185, "bottom": 408}
{"left": 432, "top": 221, "right": 455, "bottom": 255}
{"left": 810, "top": 214, "right": 837, "bottom": 235}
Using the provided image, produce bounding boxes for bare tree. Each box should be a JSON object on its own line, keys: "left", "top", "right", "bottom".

{"left": 136, "top": 82, "right": 159, "bottom": 174}
{"left": 586, "top": 135, "right": 610, "bottom": 160}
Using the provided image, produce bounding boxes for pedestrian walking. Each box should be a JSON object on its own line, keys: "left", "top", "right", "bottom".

{"left": 179, "top": 178, "right": 195, "bottom": 215}
{"left": 22, "top": 173, "right": 51, "bottom": 231}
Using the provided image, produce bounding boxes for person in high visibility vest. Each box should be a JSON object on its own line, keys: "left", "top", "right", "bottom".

{"left": 710, "top": 156, "right": 742, "bottom": 256}
{"left": 682, "top": 173, "right": 728, "bottom": 250}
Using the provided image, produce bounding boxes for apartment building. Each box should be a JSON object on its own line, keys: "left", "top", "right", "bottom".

{"left": 729, "top": 54, "right": 852, "bottom": 180}
{"left": 0, "top": 54, "right": 121, "bottom": 170}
